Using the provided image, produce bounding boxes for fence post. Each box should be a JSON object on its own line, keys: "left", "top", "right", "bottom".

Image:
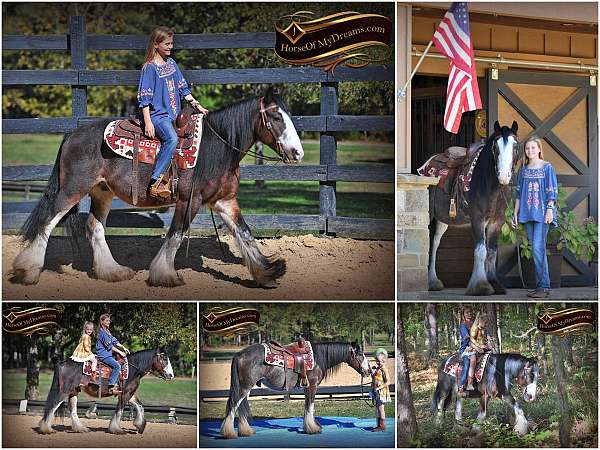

{"left": 319, "top": 82, "right": 338, "bottom": 234}
{"left": 69, "top": 15, "right": 87, "bottom": 119}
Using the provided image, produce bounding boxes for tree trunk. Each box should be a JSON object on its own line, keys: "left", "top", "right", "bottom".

{"left": 535, "top": 333, "right": 548, "bottom": 374}
{"left": 425, "top": 303, "right": 438, "bottom": 359}
{"left": 397, "top": 305, "right": 418, "bottom": 446}
{"left": 562, "top": 336, "right": 574, "bottom": 369}
{"left": 486, "top": 303, "right": 500, "bottom": 353}
{"left": 25, "top": 335, "right": 40, "bottom": 400}
{"left": 551, "top": 335, "right": 572, "bottom": 447}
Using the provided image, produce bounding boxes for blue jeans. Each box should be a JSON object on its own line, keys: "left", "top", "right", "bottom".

{"left": 524, "top": 221, "right": 550, "bottom": 289}
{"left": 101, "top": 356, "right": 121, "bottom": 386}
{"left": 459, "top": 355, "right": 470, "bottom": 387}
{"left": 151, "top": 118, "right": 178, "bottom": 180}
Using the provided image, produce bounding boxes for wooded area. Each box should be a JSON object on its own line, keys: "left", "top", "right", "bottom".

{"left": 2, "top": 303, "right": 197, "bottom": 400}
{"left": 397, "top": 303, "right": 597, "bottom": 448}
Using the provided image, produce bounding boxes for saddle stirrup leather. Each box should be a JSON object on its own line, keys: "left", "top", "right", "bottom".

{"left": 132, "top": 131, "right": 141, "bottom": 205}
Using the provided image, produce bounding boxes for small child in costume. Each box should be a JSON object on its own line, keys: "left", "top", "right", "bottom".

{"left": 70, "top": 321, "right": 98, "bottom": 383}
{"left": 371, "top": 347, "right": 391, "bottom": 432}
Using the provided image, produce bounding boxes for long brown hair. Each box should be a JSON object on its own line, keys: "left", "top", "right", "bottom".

{"left": 523, "top": 135, "right": 544, "bottom": 165}
{"left": 98, "top": 313, "right": 111, "bottom": 330}
{"left": 143, "top": 26, "right": 174, "bottom": 68}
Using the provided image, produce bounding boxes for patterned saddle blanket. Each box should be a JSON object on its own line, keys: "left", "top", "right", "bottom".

{"left": 83, "top": 358, "right": 129, "bottom": 381}
{"left": 417, "top": 142, "right": 484, "bottom": 194}
{"left": 103, "top": 113, "right": 204, "bottom": 169}
{"left": 442, "top": 352, "right": 490, "bottom": 383}
{"left": 262, "top": 340, "right": 315, "bottom": 372}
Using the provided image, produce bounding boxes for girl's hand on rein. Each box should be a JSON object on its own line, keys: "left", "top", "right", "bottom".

{"left": 145, "top": 122, "right": 155, "bottom": 139}
{"left": 191, "top": 100, "right": 209, "bottom": 115}
{"left": 511, "top": 214, "right": 518, "bottom": 229}
{"left": 545, "top": 209, "right": 553, "bottom": 224}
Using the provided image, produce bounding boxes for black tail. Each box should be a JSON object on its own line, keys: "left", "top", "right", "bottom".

{"left": 225, "top": 355, "right": 252, "bottom": 423}
{"left": 20, "top": 134, "right": 80, "bottom": 243}
{"left": 41, "top": 363, "right": 64, "bottom": 421}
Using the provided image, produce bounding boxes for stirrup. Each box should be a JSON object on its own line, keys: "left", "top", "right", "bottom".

{"left": 149, "top": 175, "right": 172, "bottom": 200}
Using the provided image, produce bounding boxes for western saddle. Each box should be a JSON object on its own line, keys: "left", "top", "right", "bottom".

{"left": 111, "top": 110, "right": 196, "bottom": 203}
{"left": 268, "top": 338, "right": 311, "bottom": 387}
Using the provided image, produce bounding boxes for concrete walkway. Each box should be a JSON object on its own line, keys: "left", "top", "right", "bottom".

{"left": 398, "top": 287, "right": 598, "bottom": 301}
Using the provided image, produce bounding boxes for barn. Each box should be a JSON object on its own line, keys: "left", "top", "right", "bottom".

{"left": 397, "top": 2, "right": 598, "bottom": 292}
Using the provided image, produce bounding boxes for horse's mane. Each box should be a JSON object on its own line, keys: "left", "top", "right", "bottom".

{"left": 312, "top": 342, "right": 353, "bottom": 380}
{"left": 468, "top": 134, "right": 496, "bottom": 196}
{"left": 127, "top": 348, "right": 161, "bottom": 377}
{"left": 192, "top": 94, "right": 290, "bottom": 185}
{"left": 484, "top": 353, "right": 537, "bottom": 395}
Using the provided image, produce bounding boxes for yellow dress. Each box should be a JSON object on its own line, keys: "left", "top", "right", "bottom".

{"left": 70, "top": 334, "right": 95, "bottom": 362}
{"left": 465, "top": 322, "right": 487, "bottom": 353}
{"left": 372, "top": 365, "right": 391, "bottom": 403}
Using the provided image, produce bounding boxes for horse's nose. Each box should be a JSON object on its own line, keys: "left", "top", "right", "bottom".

{"left": 292, "top": 147, "right": 304, "bottom": 161}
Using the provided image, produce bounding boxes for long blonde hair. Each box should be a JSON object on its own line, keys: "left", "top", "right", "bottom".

{"left": 82, "top": 321, "right": 94, "bottom": 336}
{"left": 143, "top": 26, "right": 174, "bottom": 68}
{"left": 523, "top": 135, "right": 544, "bottom": 164}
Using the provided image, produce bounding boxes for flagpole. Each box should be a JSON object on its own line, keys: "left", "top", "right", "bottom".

{"left": 398, "top": 40, "right": 434, "bottom": 101}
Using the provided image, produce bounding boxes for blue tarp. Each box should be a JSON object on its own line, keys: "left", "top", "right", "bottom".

{"left": 200, "top": 416, "right": 394, "bottom": 447}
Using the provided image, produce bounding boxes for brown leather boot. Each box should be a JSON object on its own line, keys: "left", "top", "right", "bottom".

{"left": 149, "top": 176, "right": 172, "bottom": 200}
{"left": 372, "top": 418, "right": 385, "bottom": 432}
{"left": 300, "top": 364, "right": 309, "bottom": 387}
{"left": 108, "top": 385, "right": 122, "bottom": 396}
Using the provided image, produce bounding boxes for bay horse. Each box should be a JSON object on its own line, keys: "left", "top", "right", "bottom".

{"left": 427, "top": 121, "right": 519, "bottom": 295}
{"left": 432, "top": 352, "right": 539, "bottom": 436}
{"left": 220, "top": 341, "right": 371, "bottom": 438}
{"left": 11, "top": 87, "right": 303, "bottom": 288}
{"left": 38, "top": 348, "right": 174, "bottom": 435}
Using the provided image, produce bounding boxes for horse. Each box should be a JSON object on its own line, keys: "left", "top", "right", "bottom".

{"left": 38, "top": 348, "right": 175, "bottom": 435}
{"left": 11, "top": 86, "right": 304, "bottom": 289}
{"left": 432, "top": 352, "right": 539, "bottom": 436}
{"left": 220, "top": 341, "right": 371, "bottom": 438}
{"left": 427, "top": 121, "right": 519, "bottom": 295}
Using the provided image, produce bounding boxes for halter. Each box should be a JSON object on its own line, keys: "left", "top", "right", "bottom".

{"left": 350, "top": 346, "right": 375, "bottom": 407}
{"left": 259, "top": 97, "right": 286, "bottom": 161}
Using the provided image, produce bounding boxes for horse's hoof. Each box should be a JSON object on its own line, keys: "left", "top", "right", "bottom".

{"left": 238, "top": 427, "right": 255, "bottom": 437}
{"left": 73, "top": 426, "right": 90, "bottom": 433}
{"left": 37, "top": 424, "right": 55, "bottom": 435}
{"left": 10, "top": 268, "right": 41, "bottom": 285}
{"left": 147, "top": 271, "right": 185, "bottom": 287}
{"left": 95, "top": 265, "right": 135, "bottom": 283}
{"left": 109, "top": 428, "right": 126, "bottom": 435}
{"left": 493, "top": 284, "right": 507, "bottom": 295}
{"left": 428, "top": 278, "right": 444, "bottom": 291}
{"left": 257, "top": 279, "right": 278, "bottom": 289}
{"left": 465, "top": 281, "right": 495, "bottom": 296}
{"left": 221, "top": 431, "right": 238, "bottom": 439}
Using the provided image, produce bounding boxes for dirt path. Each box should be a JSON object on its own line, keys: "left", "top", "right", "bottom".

{"left": 3, "top": 234, "right": 393, "bottom": 300}
{"left": 200, "top": 359, "right": 396, "bottom": 390}
{"left": 2, "top": 414, "right": 196, "bottom": 448}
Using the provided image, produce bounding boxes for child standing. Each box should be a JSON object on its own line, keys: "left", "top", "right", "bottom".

{"left": 70, "top": 321, "right": 98, "bottom": 383}
{"left": 371, "top": 347, "right": 391, "bottom": 432}
{"left": 138, "top": 26, "right": 209, "bottom": 199}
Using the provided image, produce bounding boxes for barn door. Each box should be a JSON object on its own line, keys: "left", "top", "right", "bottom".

{"left": 488, "top": 69, "right": 598, "bottom": 286}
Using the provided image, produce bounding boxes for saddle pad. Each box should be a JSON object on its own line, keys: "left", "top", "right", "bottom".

{"left": 417, "top": 145, "right": 484, "bottom": 193}
{"left": 262, "top": 341, "right": 315, "bottom": 371}
{"left": 103, "top": 114, "right": 203, "bottom": 169}
{"left": 83, "top": 359, "right": 129, "bottom": 380}
{"left": 442, "top": 352, "right": 490, "bottom": 383}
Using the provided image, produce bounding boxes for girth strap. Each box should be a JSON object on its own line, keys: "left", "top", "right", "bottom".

{"left": 132, "top": 132, "right": 141, "bottom": 205}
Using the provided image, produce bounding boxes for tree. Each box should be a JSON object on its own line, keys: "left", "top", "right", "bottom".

{"left": 486, "top": 303, "right": 501, "bottom": 353}
{"left": 551, "top": 335, "right": 572, "bottom": 447}
{"left": 397, "top": 305, "right": 417, "bottom": 446}
{"left": 424, "top": 303, "right": 438, "bottom": 359}
{"left": 25, "top": 335, "right": 40, "bottom": 400}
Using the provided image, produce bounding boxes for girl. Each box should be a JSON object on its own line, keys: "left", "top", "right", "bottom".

{"left": 96, "top": 314, "right": 129, "bottom": 395}
{"left": 371, "top": 347, "right": 391, "bottom": 432}
{"left": 512, "top": 136, "right": 558, "bottom": 298}
{"left": 462, "top": 313, "right": 490, "bottom": 391}
{"left": 137, "top": 26, "right": 209, "bottom": 199}
{"left": 70, "top": 321, "right": 98, "bottom": 383}
{"left": 457, "top": 307, "right": 474, "bottom": 394}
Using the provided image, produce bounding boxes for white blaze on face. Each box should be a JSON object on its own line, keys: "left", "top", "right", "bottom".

{"left": 360, "top": 354, "right": 370, "bottom": 375}
{"left": 278, "top": 107, "right": 304, "bottom": 161}
{"left": 496, "top": 135, "right": 515, "bottom": 185}
{"left": 164, "top": 357, "right": 175, "bottom": 379}
{"left": 525, "top": 376, "right": 537, "bottom": 402}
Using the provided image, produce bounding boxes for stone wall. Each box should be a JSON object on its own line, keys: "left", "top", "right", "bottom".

{"left": 397, "top": 174, "right": 439, "bottom": 291}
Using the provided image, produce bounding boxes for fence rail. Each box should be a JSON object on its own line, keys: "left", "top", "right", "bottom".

{"left": 2, "top": 17, "right": 394, "bottom": 238}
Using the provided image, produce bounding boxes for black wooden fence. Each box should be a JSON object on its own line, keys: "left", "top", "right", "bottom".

{"left": 2, "top": 16, "right": 394, "bottom": 239}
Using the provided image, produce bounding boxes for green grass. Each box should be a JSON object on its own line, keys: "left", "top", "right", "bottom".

{"left": 3, "top": 135, "right": 394, "bottom": 220}
{"left": 200, "top": 398, "right": 394, "bottom": 420}
{"left": 3, "top": 369, "right": 197, "bottom": 409}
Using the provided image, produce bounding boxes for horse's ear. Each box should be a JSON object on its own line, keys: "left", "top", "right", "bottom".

{"left": 264, "top": 86, "right": 275, "bottom": 103}
{"left": 494, "top": 121, "right": 501, "bottom": 134}
{"left": 511, "top": 121, "right": 518, "bottom": 133}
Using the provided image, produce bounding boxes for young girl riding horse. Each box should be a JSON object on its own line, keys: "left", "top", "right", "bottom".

{"left": 461, "top": 313, "right": 491, "bottom": 391}
{"left": 138, "top": 26, "right": 209, "bottom": 199}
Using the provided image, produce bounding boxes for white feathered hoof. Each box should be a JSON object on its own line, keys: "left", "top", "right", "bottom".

{"left": 10, "top": 267, "right": 42, "bottom": 285}
{"left": 465, "top": 279, "right": 495, "bottom": 296}
{"left": 94, "top": 264, "right": 135, "bottom": 283}
{"left": 37, "top": 420, "right": 55, "bottom": 435}
{"left": 147, "top": 270, "right": 185, "bottom": 287}
{"left": 428, "top": 277, "right": 444, "bottom": 291}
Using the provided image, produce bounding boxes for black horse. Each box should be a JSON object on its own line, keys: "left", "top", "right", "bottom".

{"left": 11, "top": 87, "right": 303, "bottom": 289}
{"left": 38, "top": 348, "right": 174, "bottom": 435}
{"left": 432, "top": 352, "right": 539, "bottom": 436}
{"left": 220, "top": 341, "right": 371, "bottom": 438}
{"left": 427, "top": 121, "right": 519, "bottom": 295}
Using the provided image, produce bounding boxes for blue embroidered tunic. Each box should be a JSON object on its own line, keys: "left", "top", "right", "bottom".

{"left": 96, "top": 328, "right": 120, "bottom": 360}
{"left": 515, "top": 162, "right": 558, "bottom": 225}
{"left": 459, "top": 322, "right": 471, "bottom": 354}
{"left": 137, "top": 58, "right": 191, "bottom": 121}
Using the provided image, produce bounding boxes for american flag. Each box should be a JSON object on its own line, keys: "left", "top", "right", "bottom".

{"left": 432, "top": 2, "right": 482, "bottom": 134}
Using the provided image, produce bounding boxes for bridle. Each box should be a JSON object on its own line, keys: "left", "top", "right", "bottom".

{"left": 259, "top": 97, "right": 289, "bottom": 163}
{"left": 128, "top": 351, "right": 170, "bottom": 379}
{"left": 349, "top": 346, "right": 375, "bottom": 407}
{"left": 516, "top": 360, "right": 536, "bottom": 397}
